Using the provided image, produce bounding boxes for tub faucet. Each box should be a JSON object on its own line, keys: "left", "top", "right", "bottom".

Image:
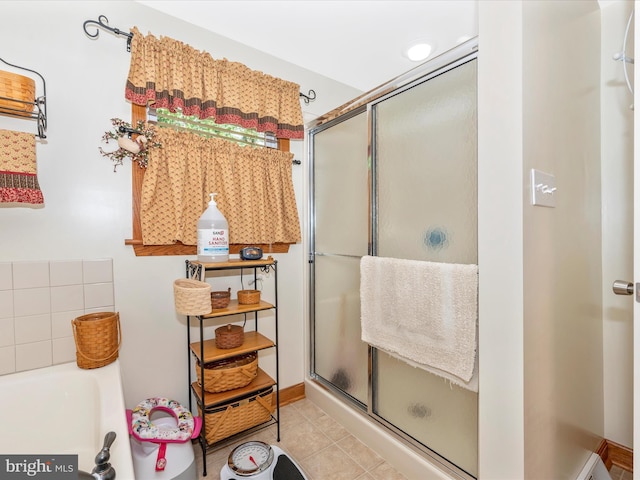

{"left": 78, "top": 432, "right": 117, "bottom": 480}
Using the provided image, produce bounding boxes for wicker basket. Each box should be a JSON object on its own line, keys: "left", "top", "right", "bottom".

{"left": 211, "top": 288, "right": 231, "bottom": 309}
{"left": 0, "top": 70, "right": 35, "bottom": 116}
{"left": 174, "top": 278, "right": 211, "bottom": 316}
{"left": 72, "top": 312, "right": 121, "bottom": 369}
{"left": 215, "top": 324, "right": 244, "bottom": 349}
{"left": 237, "top": 289, "right": 261, "bottom": 305}
{"left": 196, "top": 352, "right": 258, "bottom": 393}
{"left": 199, "top": 387, "right": 274, "bottom": 444}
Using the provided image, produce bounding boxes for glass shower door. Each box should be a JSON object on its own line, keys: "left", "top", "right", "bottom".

{"left": 311, "top": 110, "right": 370, "bottom": 405}
{"left": 310, "top": 46, "right": 478, "bottom": 478}
{"left": 373, "top": 58, "right": 478, "bottom": 476}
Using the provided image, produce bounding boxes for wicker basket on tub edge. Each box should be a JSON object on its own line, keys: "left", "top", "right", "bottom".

{"left": 72, "top": 312, "right": 121, "bottom": 369}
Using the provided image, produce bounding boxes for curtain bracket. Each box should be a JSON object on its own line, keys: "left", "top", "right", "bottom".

{"left": 300, "top": 90, "right": 316, "bottom": 104}
{"left": 83, "top": 15, "right": 133, "bottom": 52}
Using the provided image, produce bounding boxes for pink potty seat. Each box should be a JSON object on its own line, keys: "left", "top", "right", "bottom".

{"left": 127, "top": 397, "right": 202, "bottom": 471}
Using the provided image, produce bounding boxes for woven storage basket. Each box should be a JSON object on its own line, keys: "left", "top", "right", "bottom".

{"left": 198, "top": 387, "right": 274, "bottom": 444}
{"left": 72, "top": 312, "right": 121, "bottom": 369}
{"left": 196, "top": 352, "right": 258, "bottom": 393}
{"left": 0, "top": 70, "right": 35, "bottom": 116}
{"left": 174, "top": 278, "right": 211, "bottom": 316}
{"left": 237, "top": 289, "right": 260, "bottom": 305}
{"left": 211, "top": 288, "right": 231, "bottom": 309}
{"left": 215, "top": 324, "right": 244, "bottom": 349}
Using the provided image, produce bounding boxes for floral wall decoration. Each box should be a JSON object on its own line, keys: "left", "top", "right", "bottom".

{"left": 99, "top": 118, "right": 161, "bottom": 171}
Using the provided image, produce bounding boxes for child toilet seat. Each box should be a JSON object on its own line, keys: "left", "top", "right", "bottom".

{"left": 127, "top": 397, "right": 201, "bottom": 472}
{"left": 127, "top": 397, "right": 201, "bottom": 443}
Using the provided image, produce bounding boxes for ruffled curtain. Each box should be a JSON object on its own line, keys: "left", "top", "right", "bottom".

{"left": 125, "top": 27, "right": 304, "bottom": 139}
{"left": 140, "top": 128, "right": 301, "bottom": 246}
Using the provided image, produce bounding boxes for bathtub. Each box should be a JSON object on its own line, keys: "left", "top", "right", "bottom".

{"left": 0, "top": 360, "right": 135, "bottom": 479}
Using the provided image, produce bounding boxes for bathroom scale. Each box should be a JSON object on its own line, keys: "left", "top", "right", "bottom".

{"left": 220, "top": 441, "right": 309, "bottom": 480}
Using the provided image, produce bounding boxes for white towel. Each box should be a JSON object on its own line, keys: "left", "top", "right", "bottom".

{"left": 360, "top": 255, "right": 478, "bottom": 392}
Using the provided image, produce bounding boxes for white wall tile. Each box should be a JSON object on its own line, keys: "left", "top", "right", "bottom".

{"left": 0, "top": 317, "right": 14, "bottom": 347}
{"left": 83, "top": 259, "right": 113, "bottom": 284}
{"left": 14, "top": 314, "right": 52, "bottom": 344}
{"left": 0, "top": 263, "right": 12, "bottom": 290}
{"left": 0, "top": 346, "right": 15, "bottom": 375}
{"left": 52, "top": 310, "right": 83, "bottom": 339}
{"left": 12, "top": 261, "right": 50, "bottom": 289}
{"left": 1, "top": 258, "right": 117, "bottom": 375}
{"left": 84, "top": 305, "right": 115, "bottom": 315}
{"left": 15, "top": 340, "right": 52, "bottom": 372}
{"left": 51, "top": 285, "right": 84, "bottom": 313}
{"left": 84, "top": 283, "right": 114, "bottom": 309}
{"left": 50, "top": 260, "right": 83, "bottom": 287}
{"left": 13, "top": 288, "right": 50, "bottom": 317}
{"left": 0, "top": 290, "right": 13, "bottom": 319}
{"left": 52, "top": 336, "right": 76, "bottom": 365}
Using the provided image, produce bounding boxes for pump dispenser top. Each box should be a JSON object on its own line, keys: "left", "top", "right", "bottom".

{"left": 197, "top": 192, "right": 229, "bottom": 263}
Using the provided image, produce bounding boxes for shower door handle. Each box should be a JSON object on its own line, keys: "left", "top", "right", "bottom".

{"left": 612, "top": 280, "right": 634, "bottom": 295}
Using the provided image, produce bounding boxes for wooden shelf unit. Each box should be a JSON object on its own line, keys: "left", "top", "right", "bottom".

{"left": 185, "top": 257, "right": 279, "bottom": 477}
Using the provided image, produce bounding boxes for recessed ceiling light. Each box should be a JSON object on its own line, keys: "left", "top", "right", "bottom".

{"left": 406, "top": 43, "right": 432, "bottom": 62}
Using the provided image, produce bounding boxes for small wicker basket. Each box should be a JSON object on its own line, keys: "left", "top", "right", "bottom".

{"left": 198, "top": 387, "right": 274, "bottom": 444}
{"left": 173, "top": 278, "right": 211, "bottom": 316}
{"left": 237, "top": 289, "right": 261, "bottom": 305}
{"left": 72, "top": 312, "right": 121, "bottom": 369}
{"left": 0, "top": 70, "right": 35, "bottom": 116}
{"left": 215, "top": 324, "right": 244, "bottom": 349}
{"left": 211, "top": 288, "right": 231, "bottom": 309}
{"left": 196, "top": 352, "right": 258, "bottom": 393}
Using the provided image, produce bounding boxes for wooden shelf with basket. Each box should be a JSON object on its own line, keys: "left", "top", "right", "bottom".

{"left": 183, "top": 257, "right": 279, "bottom": 477}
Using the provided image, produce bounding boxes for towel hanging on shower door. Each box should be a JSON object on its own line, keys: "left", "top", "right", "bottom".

{"left": 360, "top": 255, "right": 478, "bottom": 392}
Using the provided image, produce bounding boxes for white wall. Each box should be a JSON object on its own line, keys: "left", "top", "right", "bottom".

{"left": 600, "top": 0, "right": 634, "bottom": 449}
{"left": 479, "top": 1, "right": 608, "bottom": 479}
{"left": 477, "top": 1, "right": 525, "bottom": 478}
{"left": 0, "top": 1, "right": 360, "bottom": 411}
{"left": 522, "top": 2, "right": 603, "bottom": 477}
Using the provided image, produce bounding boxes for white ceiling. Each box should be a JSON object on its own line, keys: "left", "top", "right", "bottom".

{"left": 135, "top": 0, "right": 479, "bottom": 93}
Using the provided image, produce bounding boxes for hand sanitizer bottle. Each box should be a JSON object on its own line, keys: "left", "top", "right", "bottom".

{"left": 197, "top": 193, "right": 229, "bottom": 263}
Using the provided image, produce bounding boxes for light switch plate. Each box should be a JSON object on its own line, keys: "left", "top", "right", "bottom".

{"left": 530, "top": 169, "right": 556, "bottom": 208}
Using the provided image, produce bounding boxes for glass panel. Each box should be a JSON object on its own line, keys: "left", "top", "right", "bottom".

{"left": 313, "top": 254, "right": 368, "bottom": 405}
{"left": 377, "top": 60, "right": 478, "bottom": 264}
{"left": 374, "top": 59, "right": 478, "bottom": 476}
{"left": 313, "top": 111, "right": 369, "bottom": 257}
{"left": 376, "top": 351, "right": 478, "bottom": 476}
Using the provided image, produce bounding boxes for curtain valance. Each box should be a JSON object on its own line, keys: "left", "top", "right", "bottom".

{"left": 125, "top": 27, "right": 304, "bottom": 139}
{"left": 140, "top": 128, "right": 301, "bottom": 246}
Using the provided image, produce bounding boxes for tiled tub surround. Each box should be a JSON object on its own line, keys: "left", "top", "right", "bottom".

{"left": 0, "top": 259, "right": 115, "bottom": 374}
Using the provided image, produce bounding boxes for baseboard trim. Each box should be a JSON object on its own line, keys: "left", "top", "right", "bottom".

{"left": 279, "top": 382, "right": 305, "bottom": 406}
{"left": 597, "top": 438, "right": 633, "bottom": 473}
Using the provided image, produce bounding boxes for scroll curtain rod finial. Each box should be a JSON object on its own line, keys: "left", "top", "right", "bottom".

{"left": 300, "top": 90, "right": 316, "bottom": 104}
{"left": 83, "top": 15, "right": 133, "bottom": 52}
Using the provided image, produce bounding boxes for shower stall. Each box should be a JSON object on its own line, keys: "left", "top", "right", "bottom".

{"left": 307, "top": 40, "right": 479, "bottom": 479}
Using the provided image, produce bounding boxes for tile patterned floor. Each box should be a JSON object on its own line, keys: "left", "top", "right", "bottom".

{"left": 196, "top": 397, "right": 634, "bottom": 480}
{"left": 196, "top": 398, "right": 407, "bottom": 480}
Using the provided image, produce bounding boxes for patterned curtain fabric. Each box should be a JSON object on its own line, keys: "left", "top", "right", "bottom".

{"left": 125, "top": 27, "right": 304, "bottom": 139}
{"left": 0, "top": 130, "right": 43, "bottom": 207}
{"left": 140, "top": 128, "right": 301, "bottom": 246}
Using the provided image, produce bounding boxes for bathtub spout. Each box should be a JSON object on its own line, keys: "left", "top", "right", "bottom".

{"left": 77, "top": 472, "right": 98, "bottom": 480}
{"left": 78, "top": 432, "right": 117, "bottom": 480}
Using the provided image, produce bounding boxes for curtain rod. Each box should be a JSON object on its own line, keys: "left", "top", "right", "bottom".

{"left": 82, "top": 15, "right": 316, "bottom": 104}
